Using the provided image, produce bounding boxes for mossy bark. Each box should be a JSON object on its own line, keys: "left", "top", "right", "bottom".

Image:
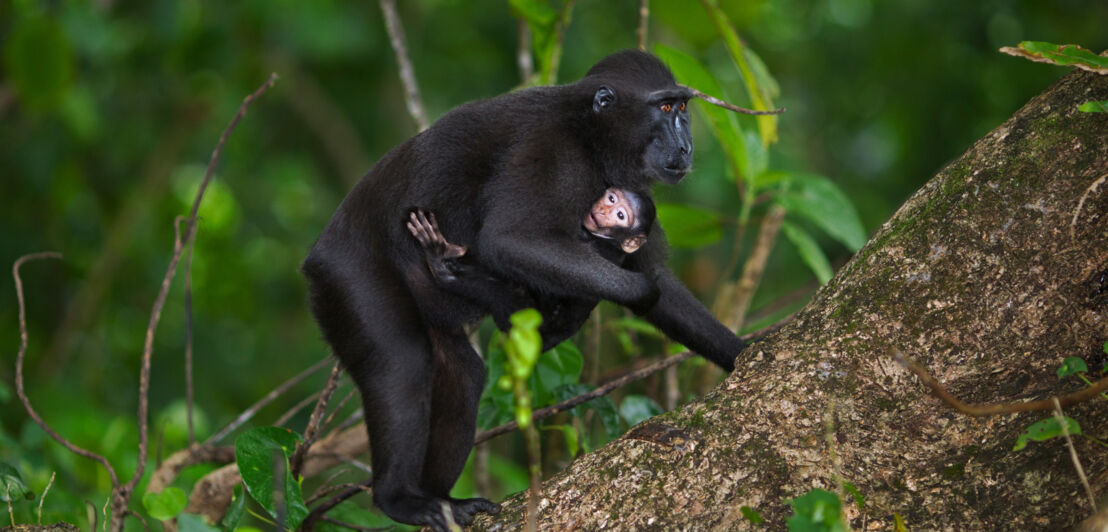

{"left": 477, "top": 68, "right": 1108, "bottom": 530}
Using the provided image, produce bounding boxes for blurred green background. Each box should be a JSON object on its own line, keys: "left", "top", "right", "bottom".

{"left": 2, "top": 0, "right": 1106, "bottom": 527}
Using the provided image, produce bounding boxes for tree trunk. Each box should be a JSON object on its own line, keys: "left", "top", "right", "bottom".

{"left": 477, "top": 69, "right": 1108, "bottom": 530}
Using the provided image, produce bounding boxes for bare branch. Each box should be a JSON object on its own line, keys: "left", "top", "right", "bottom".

{"left": 721, "top": 204, "right": 786, "bottom": 332}
{"left": 172, "top": 215, "right": 199, "bottom": 446}
{"left": 379, "top": 0, "right": 429, "bottom": 132}
{"left": 687, "top": 86, "right": 786, "bottom": 115}
{"left": 13, "top": 252, "right": 119, "bottom": 486}
{"left": 124, "top": 74, "right": 279, "bottom": 510}
{"left": 516, "top": 20, "right": 533, "bottom": 83}
{"left": 637, "top": 0, "right": 649, "bottom": 51}
{"left": 291, "top": 362, "right": 344, "bottom": 478}
{"left": 147, "top": 444, "right": 235, "bottom": 494}
{"left": 206, "top": 357, "right": 332, "bottom": 444}
{"left": 1052, "top": 398, "right": 1097, "bottom": 511}
{"left": 896, "top": 351, "right": 1108, "bottom": 415}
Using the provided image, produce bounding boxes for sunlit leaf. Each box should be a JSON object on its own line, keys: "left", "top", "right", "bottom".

{"left": 775, "top": 174, "right": 867, "bottom": 252}
{"left": 842, "top": 481, "right": 866, "bottom": 510}
{"left": 234, "top": 427, "right": 309, "bottom": 529}
{"left": 699, "top": 0, "right": 778, "bottom": 145}
{"left": 1013, "top": 417, "right": 1082, "bottom": 451}
{"left": 1000, "top": 41, "right": 1108, "bottom": 74}
{"left": 1056, "top": 357, "right": 1088, "bottom": 378}
{"left": 608, "top": 317, "right": 664, "bottom": 338}
{"left": 786, "top": 489, "right": 848, "bottom": 532}
{"left": 656, "top": 203, "right": 724, "bottom": 249}
{"left": 781, "top": 221, "right": 833, "bottom": 284}
{"left": 142, "top": 487, "right": 187, "bottom": 521}
{"left": 1078, "top": 100, "right": 1108, "bottom": 113}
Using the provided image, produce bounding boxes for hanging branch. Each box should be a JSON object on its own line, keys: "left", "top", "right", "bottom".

{"left": 13, "top": 252, "right": 120, "bottom": 487}
{"left": 172, "top": 215, "right": 200, "bottom": 446}
{"left": 291, "top": 362, "right": 344, "bottom": 478}
{"left": 1052, "top": 398, "right": 1097, "bottom": 512}
{"left": 687, "top": 86, "right": 786, "bottom": 115}
{"left": 896, "top": 351, "right": 1108, "bottom": 415}
{"left": 120, "top": 76, "right": 279, "bottom": 529}
{"left": 379, "top": 0, "right": 429, "bottom": 132}
{"left": 637, "top": 0, "right": 649, "bottom": 51}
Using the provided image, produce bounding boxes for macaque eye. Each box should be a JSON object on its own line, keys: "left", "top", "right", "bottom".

{"left": 660, "top": 103, "right": 672, "bottom": 113}
{"left": 679, "top": 102, "right": 686, "bottom": 112}
{"left": 608, "top": 194, "right": 616, "bottom": 203}
{"left": 617, "top": 209, "right": 626, "bottom": 220}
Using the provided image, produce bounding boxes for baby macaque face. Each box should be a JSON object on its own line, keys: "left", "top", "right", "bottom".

{"left": 583, "top": 188, "right": 636, "bottom": 235}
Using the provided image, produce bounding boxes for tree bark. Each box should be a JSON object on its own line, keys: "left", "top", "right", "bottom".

{"left": 477, "top": 69, "right": 1108, "bottom": 530}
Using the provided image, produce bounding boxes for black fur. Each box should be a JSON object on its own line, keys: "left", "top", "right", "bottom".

{"left": 301, "top": 50, "right": 745, "bottom": 530}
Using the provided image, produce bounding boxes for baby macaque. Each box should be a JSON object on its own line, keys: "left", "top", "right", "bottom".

{"left": 406, "top": 187, "right": 654, "bottom": 331}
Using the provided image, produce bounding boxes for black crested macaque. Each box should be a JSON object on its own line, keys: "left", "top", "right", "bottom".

{"left": 301, "top": 50, "right": 747, "bottom": 530}
{"left": 405, "top": 187, "right": 653, "bottom": 340}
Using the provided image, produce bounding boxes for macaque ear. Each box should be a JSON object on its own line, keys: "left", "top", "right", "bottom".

{"left": 621, "top": 235, "right": 646, "bottom": 254}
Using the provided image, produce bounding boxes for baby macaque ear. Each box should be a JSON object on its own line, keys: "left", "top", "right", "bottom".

{"left": 621, "top": 235, "right": 647, "bottom": 254}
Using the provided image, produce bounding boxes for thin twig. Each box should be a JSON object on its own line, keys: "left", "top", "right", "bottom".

{"left": 302, "top": 480, "right": 373, "bottom": 531}
{"left": 379, "top": 0, "right": 429, "bottom": 131}
{"left": 206, "top": 357, "right": 332, "bottom": 444}
{"left": 38, "top": 471, "right": 55, "bottom": 524}
{"left": 687, "top": 86, "right": 786, "bottom": 115}
{"left": 320, "top": 388, "right": 357, "bottom": 432}
{"left": 175, "top": 215, "right": 199, "bottom": 446}
{"left": 291, "top": 363, "right": 344, "bottom": 478}
{"left": 123, "top": 74, "right": 279, "bottom": 521}
{"left": 306, "top": 473, "right": 357, "bottom": 505}
{"left": 128, "top": 510, "right": 150, "bottom": 532}
{"left": 637, "top": 0, "right": 649, "bottom": 51}
{"left": 897, "top": 351, "right": 1108, "bottom": 415}
{"left": 6, "top": 485, "right": 13, "bottom": 528}
{"left": 13, "top": 252, "right": 120, "bottom": 486}
{"left": 1070, "top": 171, "right": 1107, "bottom": 240}
{"left": 275, "top": 390, "right": 324, "bottom": 428}
{"left": 1052, "top": 398, "right": 1097, "bottom": 511}
{"left": 516, "top": 20, "right": 533, "bottom": 83}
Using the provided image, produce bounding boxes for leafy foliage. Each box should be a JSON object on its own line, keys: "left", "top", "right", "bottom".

{"left": 234, "top": 427, "right": 309, "bottom": 529}
{"left": 786, "top": 489, "right": 849, "bottom": 532}
{"left": 1013, "top": 417, "right": 1082, "bottom": 451}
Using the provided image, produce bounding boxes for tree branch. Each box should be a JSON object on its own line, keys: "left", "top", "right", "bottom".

{"left": 687, "top": 86, "right": 786, "bottom": 115}
{"left": 379, "top": 0, "right": 429, "bottom": 132}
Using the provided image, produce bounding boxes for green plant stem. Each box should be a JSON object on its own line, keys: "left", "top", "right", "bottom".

{"left": 1078, "top": 374, "right": 1108, "bottom": 400}
{"left": 516, "top": 379, "right": 542, "bottom": 532}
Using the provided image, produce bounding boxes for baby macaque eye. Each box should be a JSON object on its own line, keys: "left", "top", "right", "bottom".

{"left": 617, "top": 210, "right": 626, "bottom": 220}
{"left": 608, "top": 194, "right": 616, "bottom": 203}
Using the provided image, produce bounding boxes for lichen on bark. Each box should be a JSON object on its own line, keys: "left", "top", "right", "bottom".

{"left": 477, "top": 68, "right": 1108, "bottom": 530}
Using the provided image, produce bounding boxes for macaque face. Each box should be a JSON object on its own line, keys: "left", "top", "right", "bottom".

{"left": 583, "top": 188, "right": 636, "bottom": 235}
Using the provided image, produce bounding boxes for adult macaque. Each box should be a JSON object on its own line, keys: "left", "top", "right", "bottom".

{"left": 302, "top": 51, "right": 747, "bottom": 530}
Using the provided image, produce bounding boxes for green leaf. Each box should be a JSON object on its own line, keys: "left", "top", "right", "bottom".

{"left": 654, "top": 44, "right": 748, "bottom": 183}
{"left": 234, "top": 427, "right": 309, "bottom": 529}
{"left": 221, "top": 484, "right": 247, "bottom": 531}
{"left": 608, "top": 317, "right": 664, "bottom": 338}
{"left": 656, "top": 203, "right": 724, "bottom": 249}
{"left": 1000, "top": 41, "right": 1108, "bottom": 73}
{"left": 741, "top": 505, "right": 764, "bottom": 524}
{"left": 699, "top": 1, "right": 778, "bottom": 145}
{"left": 1013, "top": 417, "right": 1082, "bottom": 451}
{"left": 619, "top": 395, "right": 664, "bottom": 427}
{"left": 178, "top": 513, "right": 221, "bottom": 532}
{"left": 1057, "top": 357, "right": 1089, "bottom": 378}
{"left": 0, "top": 462, "right": 31, "bottom": 502}
{"left": 553, "top": 384, "right": 622, "bottom": 439}
{"left": 530, "top": 340, "right": 583, "bottom": 404}
{"left": 1078, "top": 100, "right": 1108, "bottom": 113}
{"left": 3, "top": 15, "right": 75, "bottom": 110}
{"left": 776, "top": 174, "right": 867, "bottom": 252}
{"left": 842, "top": 481, "right": 866, "bottom": 510}
{"left": 786, "top": 489, "right": 848, "bottom": 532}
{"left": 142, "top": 487, "right": 188, "bottom": 521}
{"left": 781, "top": 221, "right": 834, "bottom": 284}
